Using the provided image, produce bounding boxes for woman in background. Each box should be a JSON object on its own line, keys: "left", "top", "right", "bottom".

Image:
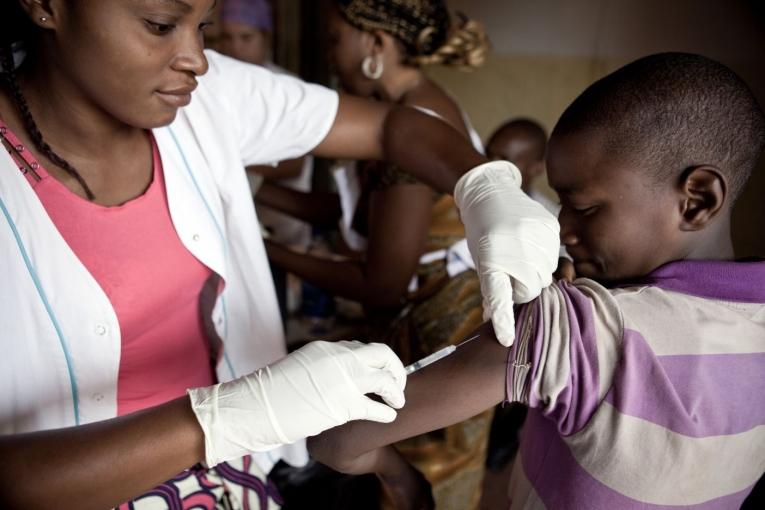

{"left": 261, "top": 2, "right": 496, "bottom": 507}
{"left": 216, "top": 0, "right": 315, "bottom": 322}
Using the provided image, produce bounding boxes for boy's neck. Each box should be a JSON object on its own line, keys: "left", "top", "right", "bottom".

{"left": 683, "top": 212, "right": 735, "bottom": 261}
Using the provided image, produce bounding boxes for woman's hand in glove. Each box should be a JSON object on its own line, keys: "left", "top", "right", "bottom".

{"left": 455, "top": 161, "right": 560, "bottom": 346}
{"left": 188, "top": 340, "right": 406, "bottom": 467}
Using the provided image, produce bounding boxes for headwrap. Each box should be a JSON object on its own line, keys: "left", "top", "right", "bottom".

{"left": 336, "top": 0, "right": 451, "bottom": 58}
{"left": 221, "top": 0, "right": 273, "bottom": 32}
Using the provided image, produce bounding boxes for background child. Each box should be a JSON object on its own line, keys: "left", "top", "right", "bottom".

{"left": 308, "top": 52, "right": 765, "bottom": 509}
{"left": 486, "top": 117, "right": 558, "bottom": 216}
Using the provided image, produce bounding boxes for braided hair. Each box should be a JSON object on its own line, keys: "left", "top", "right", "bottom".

{"left": 1, "top": 2, "right": 96, "bottom": 199}
{"left": 336, "top": 0, "right": 490, "bottom": 70}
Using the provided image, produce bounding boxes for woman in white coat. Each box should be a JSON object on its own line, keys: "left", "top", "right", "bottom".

{"left": 0, "top": 0, "right": 559, "bottom": 508}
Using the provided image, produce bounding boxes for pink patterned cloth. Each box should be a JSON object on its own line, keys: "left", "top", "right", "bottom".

{"left": 0, "top": 120, "right": 216, "bottom": 415}
{"left": 115, "top": 456, "right": 283, "bottom": 510}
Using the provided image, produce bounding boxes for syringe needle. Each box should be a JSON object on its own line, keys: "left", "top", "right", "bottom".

{"left": 456, "top": 333, "right": 480, "bottom": 348}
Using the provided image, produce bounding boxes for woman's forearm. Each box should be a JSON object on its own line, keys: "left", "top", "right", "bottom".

{"left": 265, "top": 240, "right": 407, "bottom": 307}
{"left": 0, "top": 396, "right": 204, "bottom": 510}
{"left": 255, "top": 181, "right": 342, "bottom": 228}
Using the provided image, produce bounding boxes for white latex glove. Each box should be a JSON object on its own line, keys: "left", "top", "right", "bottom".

{"left": 454, "top": 161, "right": 560, "bottom": 346}
{"left": 188, "top": 340, "right": 406, "bottom": 467}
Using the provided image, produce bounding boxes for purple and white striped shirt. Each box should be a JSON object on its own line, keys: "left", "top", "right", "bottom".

{"left": 506, "top": 259, "right": 765, "bottom": 509}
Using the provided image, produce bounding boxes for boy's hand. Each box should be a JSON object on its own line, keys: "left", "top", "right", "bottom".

{"left": 379, "top": 459, "right": 434, "bottom": 510}
{"left": 554, "top": 256, "right": 576, "bottom": 282}
{"left": 455, "top": 161, "right": 560, "bottom": 346}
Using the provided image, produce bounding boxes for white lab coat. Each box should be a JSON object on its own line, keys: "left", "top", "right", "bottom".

{"left": 0, "top": 50, "right": 338, "bottom": 471}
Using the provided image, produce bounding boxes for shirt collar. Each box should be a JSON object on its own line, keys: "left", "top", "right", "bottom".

{"left": 625, "top": 259, "right": 765, "bottom": 303}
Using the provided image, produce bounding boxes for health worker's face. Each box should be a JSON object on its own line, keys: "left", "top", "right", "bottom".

{"left": 547, "top": 131, "right": 682, "bottom": 283}
{"left": 50, "top": 0, "right": 215, "bottom": 128}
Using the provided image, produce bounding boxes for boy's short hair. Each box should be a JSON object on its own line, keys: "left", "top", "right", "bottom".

{"left": 489, "top": 118, "right": 548, "bottom": 162}
{"left": 552, "top": 52, "right": 765, "bottom": 202}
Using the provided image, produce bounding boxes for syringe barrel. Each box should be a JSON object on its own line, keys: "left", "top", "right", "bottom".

{"left": 404, "top": 345, "right": 457, "bottom": 375}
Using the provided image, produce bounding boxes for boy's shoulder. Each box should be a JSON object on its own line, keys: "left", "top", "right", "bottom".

{"left": 561, "top": 258, "right": 765, "bottom": 310}
{"left": 560, "top": 259, "right": 765, "bottom": 356}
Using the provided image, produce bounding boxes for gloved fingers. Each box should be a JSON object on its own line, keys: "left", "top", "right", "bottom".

{"left": 511, "top": 263, "right": 555, "bottom": 303}
{"left": 358, "top": 370, "right": 406, "bottom": 409}
{"left": 454, "top": 160, "right": 523, "bottom": 210}
{"left": 358, "top": 398, "right": 399, "bottom": 423}
{"left": 348, "top": 342, "right": 407, "bottom": 391}
{"left": 480, "top": 271, "right": 517, "bottom": 347}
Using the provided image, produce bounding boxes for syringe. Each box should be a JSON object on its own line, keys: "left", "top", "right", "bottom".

{"left": 404, "top": 333, "right": 480, "bottom": 375}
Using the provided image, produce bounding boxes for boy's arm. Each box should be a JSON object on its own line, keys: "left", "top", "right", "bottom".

{"left": 310, "top": 279, "right": 613, "bottom": 471}
{"left": 308, "top": 322, "right": 507, "bottom": 474}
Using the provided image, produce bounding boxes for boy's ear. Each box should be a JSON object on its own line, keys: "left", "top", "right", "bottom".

{"left": 678, "top": 166, "right": 727, "bottom": 231}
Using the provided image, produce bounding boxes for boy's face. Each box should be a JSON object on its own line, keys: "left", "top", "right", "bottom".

{"left": 486, "top": 133, "right": 544, "bottom": 192}
{"left": 547, "top": 131, "right": 682, "bottom": 282}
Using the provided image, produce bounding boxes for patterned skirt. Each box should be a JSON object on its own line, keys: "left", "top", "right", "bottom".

{"left": 116, "top": 456, "right": 282, "bottom": 510}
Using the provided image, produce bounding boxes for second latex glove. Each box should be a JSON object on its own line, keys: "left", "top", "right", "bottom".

{"left": 454, "top": 161, "right": 560, "bottom": 346}
{"left": 188, "top": 340, "right": 407, "bottom": 467}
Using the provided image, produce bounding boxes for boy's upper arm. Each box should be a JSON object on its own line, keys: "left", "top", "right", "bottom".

{"left": 508, "top": 280, "right": 624, "bottom": 436}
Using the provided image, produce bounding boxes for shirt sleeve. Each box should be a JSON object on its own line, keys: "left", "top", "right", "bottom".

{"left": 200, "top": 50, "right": 339, "bottom": 166}
{"left": 507, "top": 280, "right": 624, "bottom": 436}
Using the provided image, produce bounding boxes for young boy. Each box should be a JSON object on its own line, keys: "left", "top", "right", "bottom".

{"left": 486, "top": 117, "right": 558, "bottom": 216}
{"left": 308, "top": 52, "right": 765, "bottom": 509}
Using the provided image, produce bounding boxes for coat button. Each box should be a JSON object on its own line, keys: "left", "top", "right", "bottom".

{"left": 95, "top": 324, "right": 107, "bottom": 336}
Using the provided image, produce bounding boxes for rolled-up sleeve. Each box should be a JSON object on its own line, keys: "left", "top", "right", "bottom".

{"left": 507, "top": 280, "right": 624, "bottom": 436}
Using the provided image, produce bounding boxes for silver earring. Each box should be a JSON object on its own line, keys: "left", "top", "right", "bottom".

{"left": 39, "top": 16, "right": 48, "bottom": 22}
{"left": 361, "top": 55, "right": 383, "bottom": 80}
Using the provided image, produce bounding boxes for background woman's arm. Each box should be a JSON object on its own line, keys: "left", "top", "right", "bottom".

{"left": 266, "top": 183, "right": 432, "bottom": 308}
{"left": 255, "top": 181, "right": 342, "bottom": 228}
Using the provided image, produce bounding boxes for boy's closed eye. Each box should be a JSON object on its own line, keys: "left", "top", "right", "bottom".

{"left": 571, "top": 204, "right": 599, "bottom": 216}
{"left": 560, "top": 197, "right": 599, "bottom": 216}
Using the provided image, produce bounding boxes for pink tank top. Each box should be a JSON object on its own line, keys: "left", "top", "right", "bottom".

{"left": 0, "top": 121, "right": 216, "bottom": 415}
